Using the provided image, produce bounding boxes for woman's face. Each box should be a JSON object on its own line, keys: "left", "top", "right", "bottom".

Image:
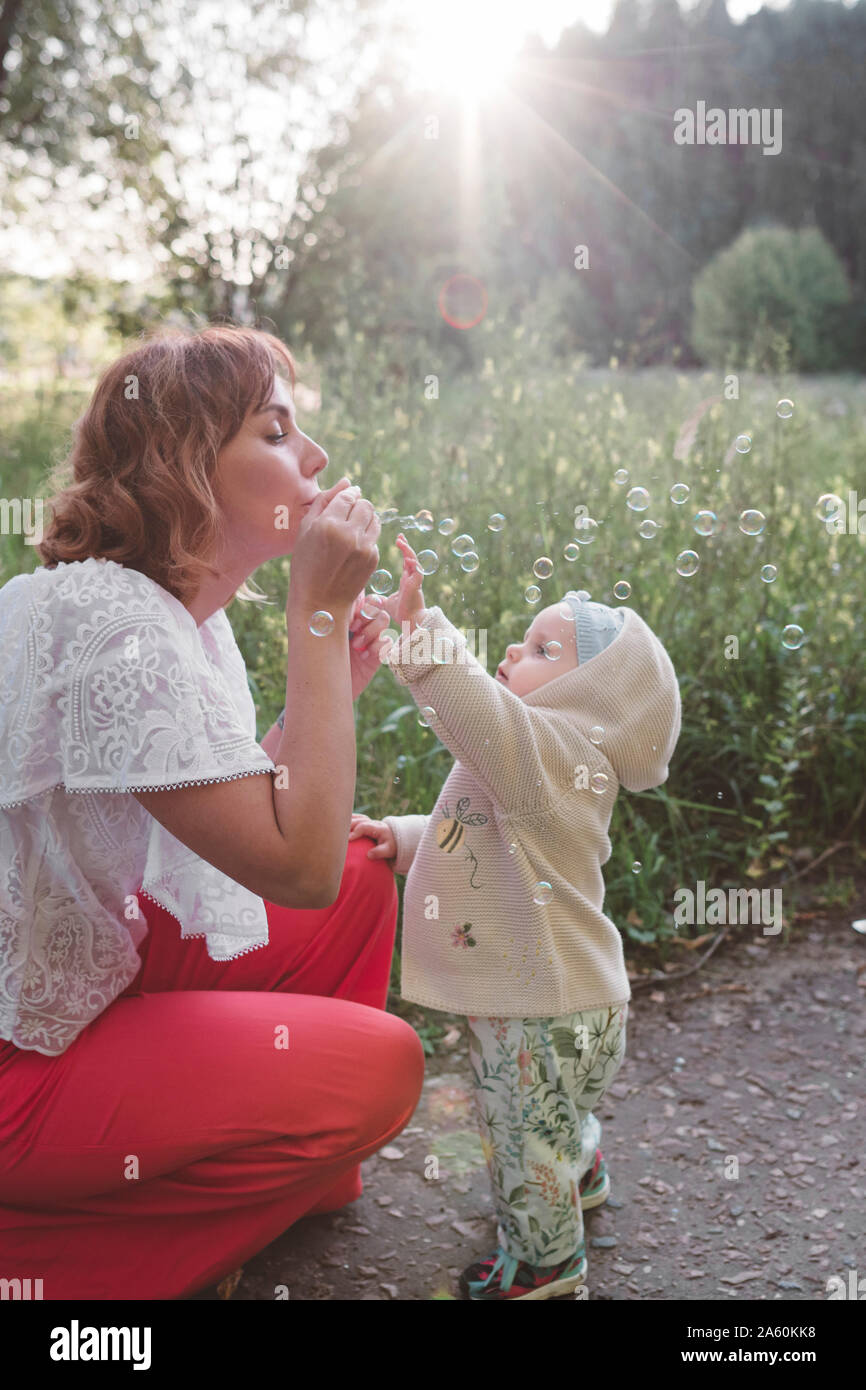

{"left": 214, "top": 375, "right": 329, "bottom": 563}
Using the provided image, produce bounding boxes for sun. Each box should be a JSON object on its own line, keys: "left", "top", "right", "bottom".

{"left": 407, "top": 0, "right": 527, "bottom": 101}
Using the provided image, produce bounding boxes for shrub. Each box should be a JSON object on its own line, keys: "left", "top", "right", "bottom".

{"left": 691, "top": 224, "right": 851, "bottom": 372}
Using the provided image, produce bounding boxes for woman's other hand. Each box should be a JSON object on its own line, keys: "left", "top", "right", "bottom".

{"left": 347, "top": 589, "right": 392, "bottom": 700}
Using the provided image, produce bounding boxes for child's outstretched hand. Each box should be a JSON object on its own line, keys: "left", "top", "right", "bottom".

{"left": 377, "top": 533, "right": 427, "bottom": 631}
{"left": 349, "top": 813, "right": 397, "bottom": 861}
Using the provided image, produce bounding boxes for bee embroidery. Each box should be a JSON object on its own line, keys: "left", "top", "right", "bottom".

{"left": 451, "top": 922, "right": 477, "bottom": 949}
{"left": 435, "top": 797, "right": 488, "bottom": 853}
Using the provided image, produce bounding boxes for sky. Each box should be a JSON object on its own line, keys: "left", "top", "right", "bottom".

{"left": 0, "top": 0, "right": 800, "bottom": 283}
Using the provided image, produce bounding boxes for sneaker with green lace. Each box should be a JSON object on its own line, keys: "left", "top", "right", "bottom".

{"left": 458, "top": 1241, "right": 588, "bottom": 1300}
{"left": 578, "top": 1147, "right": 610, "bottom": 1210}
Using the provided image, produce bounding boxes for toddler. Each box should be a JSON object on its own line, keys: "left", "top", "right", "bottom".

{"left": 349, "top": 533, "right": 682, "bottom": 1300}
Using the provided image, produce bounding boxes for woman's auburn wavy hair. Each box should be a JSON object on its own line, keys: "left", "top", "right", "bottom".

{"left": 37, "top": 323, "right": 297, "bottom": 606}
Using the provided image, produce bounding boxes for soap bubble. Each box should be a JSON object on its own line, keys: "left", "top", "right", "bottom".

{"left": 360, "top": 599, "right": 381, "bottom": 620}
{"left": 575, "top": 517, "right": 598, "bottom": 543}
{"left": 638, "top": 519, "right": 659, "bottom": 539}
{"left": 760, "top": 564, "right": 778, "bottom": 583}
{"left": 739, "top": 509, "right": 766, "bottom": 536}
{"left": 558, "top": 601, "right": 574, "bottom": 620}
{"left": 533, "top": 881, "right": 553, "bottom": 905}
{"left": 676, "top": 550, "right": 700, "bottom": 577}
{"left": 626, "top": 486, "right": 650, "bottom": 511}
{"left": 613, "top": 580, "right": 631, "bottom": 600}
{"left": 416, "top": 549, "right": 439, "bottom": 575}
{"left": 487, "top": 513, "right": 506, "bottom": 531}
{"left": 418, "top": 706, "right": 436, "bottom": 727}
{"left": 309, "top": 610, "right": 334, "bottom": 636}
{"left": 782, "top": 624, "right": 804, "bottom": 650}
{"left": 378, "top": 507, "right": 399, "bottom": 525}
{"left": 589, "top": 726, "right": 605, "bottom": 745}
{"left": 438, "top": 517, "right": 457, "bottom": 535}
{"left": 632, "top": 861, "right": 642, "bottom": 874}
{"left": 399, "top": 515, "right": 418, "bottom": 529}
{"left": 614, "top": 468, "right": 629, "bottom": 485}
{"left": 543, "top": 641, "right": 562, "bottom": 660}
{"left": 369, "top": 569, "right": 394, "bottom": 594}
{"left": 415, "top": 509, "right": 434, "bottom": 531}
{"left": 735, "top": 434, "right": 752, "bottom": 454}
{"left": 451, "top": 533, "right": 475, "bottom": 556}
{"left": 776, "top": 399, "right": 794, "bottom": 419}
{"left": 525, "top": 585, "right": 542, "bottom": 604}
{"left": 564, "top": 541, "right": 581, "bottom": 561}
{"left": 533, "top": 556, "right": 554, "bottom": 579}
{"left": 693, "top": 510, "right": 718, "bottom": 537}
{"left": 590, "top": 772, "right": 609, "bottom": 794}
{"left": 460, "top": 551, "right": 480, "bottom": 572}
{"left": 670, "top": 483, "right": 690, "bottom": 505}
{"left": 816, "top": 493, "right": 844, "bottom": 523}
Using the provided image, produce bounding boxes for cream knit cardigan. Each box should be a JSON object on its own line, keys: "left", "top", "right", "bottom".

{"left": 382, "top": 604, "right": 681, "bottom": 1017}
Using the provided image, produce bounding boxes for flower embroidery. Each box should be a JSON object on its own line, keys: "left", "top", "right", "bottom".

{"left": 451, "top": 922, "right": 477, "bottom": 948}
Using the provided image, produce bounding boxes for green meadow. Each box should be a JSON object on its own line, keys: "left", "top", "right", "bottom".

{"left": 2, "top": 321, "right": 864, "bottom": 1014}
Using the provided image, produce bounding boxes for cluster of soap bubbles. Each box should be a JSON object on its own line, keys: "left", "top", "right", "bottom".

{"left": 367, "top": 392, "right": 801, "bottom": 654}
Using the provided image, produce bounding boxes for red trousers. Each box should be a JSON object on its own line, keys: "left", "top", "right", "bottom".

{"left": 0, "top": 836, "right": 425, "bottom": 1300}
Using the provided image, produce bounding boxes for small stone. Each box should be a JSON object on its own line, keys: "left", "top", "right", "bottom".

{"left": 379, "top": 1146, "right": 405, "bottom": 1161}
{"left": 706, "top": 1138, "right": 725, "bottom": 1152}
{"left": 380, "top": 1284, "right": 400, "bottom": 1298}
{"left": 452, "top": 1219, "right": 486, "bottom": 1237}
{"left": 590, "top": 1236, "right": 618, "bottom": 1249}
{"left": 345, "top": 1225, "right": 371, "bottom": 1236}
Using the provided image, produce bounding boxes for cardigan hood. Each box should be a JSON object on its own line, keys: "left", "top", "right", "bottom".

{"left": 521, "top": 605, "right": 681, "bottom": 794}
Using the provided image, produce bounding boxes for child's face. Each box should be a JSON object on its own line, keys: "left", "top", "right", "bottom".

{"left": 495, "top": 603, "right": 578, "bottom": 696}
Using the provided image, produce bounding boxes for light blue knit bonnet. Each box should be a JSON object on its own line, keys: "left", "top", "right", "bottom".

{"left": 559, "top": 589, "right": 626, "bottom": 666}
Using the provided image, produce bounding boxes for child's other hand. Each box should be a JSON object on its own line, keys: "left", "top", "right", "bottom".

{"left": 377, "top": 533, "right": 426, "bottom": 630}
{"left": 349, "top": 813, "right": 397, "bottom": 860}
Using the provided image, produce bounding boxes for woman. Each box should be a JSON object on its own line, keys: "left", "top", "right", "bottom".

{"left": 0, "top": 324, "right": 425, "bottom": 1300}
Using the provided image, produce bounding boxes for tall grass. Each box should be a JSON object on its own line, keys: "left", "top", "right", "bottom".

{"left": 2, "top": 318, "right": 864, "bottom": 997}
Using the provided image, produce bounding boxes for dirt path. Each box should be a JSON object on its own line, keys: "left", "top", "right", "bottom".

{"left": 195, "top": 895, "right": 866, "bottom": 1301}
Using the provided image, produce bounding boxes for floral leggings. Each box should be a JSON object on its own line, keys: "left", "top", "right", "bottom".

{"left": 465, "top": 1003, "right": 628, "bottom": 1268}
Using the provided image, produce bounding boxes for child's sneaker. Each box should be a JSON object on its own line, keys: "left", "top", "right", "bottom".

{"left": 579, "top": 1147, "right": 610, "bottom": 1210}
{"left": 458, "top": 1243, "right": 587, "bottom": 1300}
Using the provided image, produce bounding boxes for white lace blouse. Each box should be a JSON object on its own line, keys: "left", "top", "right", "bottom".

{"left": 0, "top": 557, "right": 277, "bottom": 1056}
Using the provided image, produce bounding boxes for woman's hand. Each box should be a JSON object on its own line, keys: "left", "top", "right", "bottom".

{"left": 347, "top": 589, "right": 392, "bottom": 700}
{"left": 348, "top": 813, "right": 397, "bottom": 861}
{"left": 288, "top": 478, "right": 381, "bottom": 620}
